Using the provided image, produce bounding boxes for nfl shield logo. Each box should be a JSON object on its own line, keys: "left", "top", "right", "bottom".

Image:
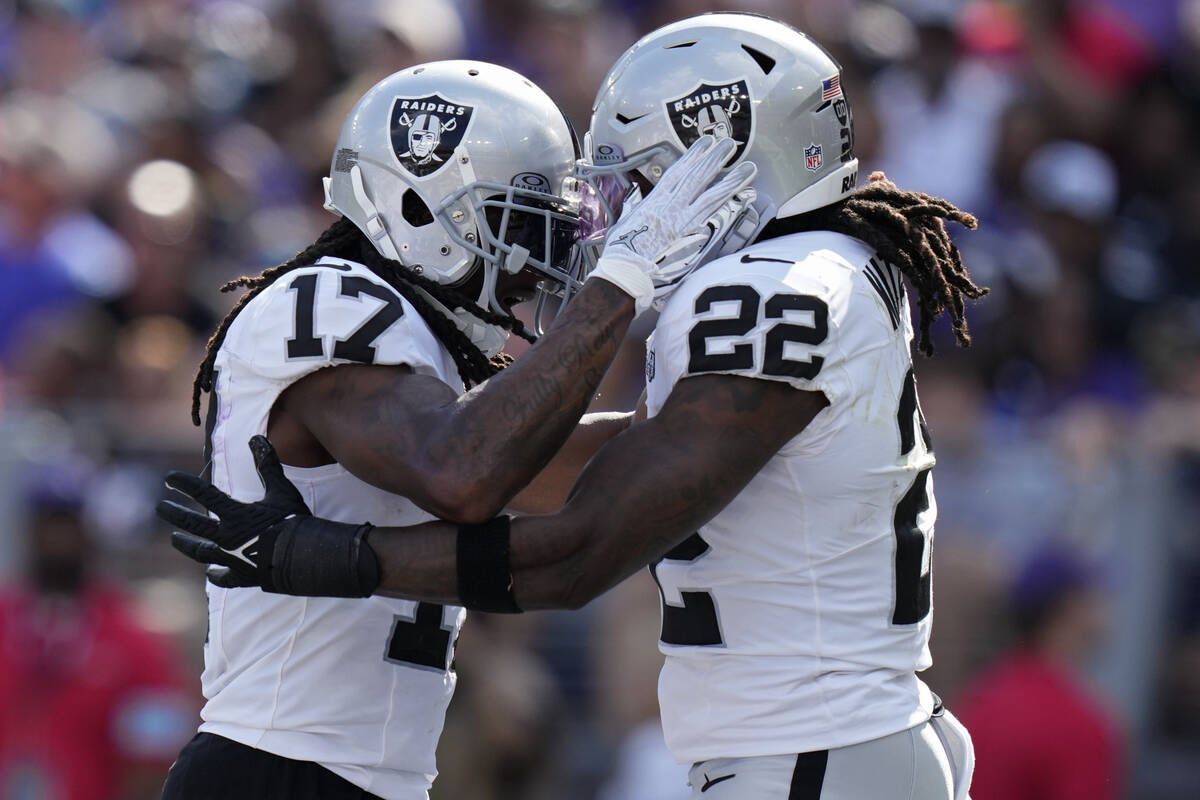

{"left": 805, "top": 143, "right": 823, "bottom": 172}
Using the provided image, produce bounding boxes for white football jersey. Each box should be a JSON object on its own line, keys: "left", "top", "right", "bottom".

{"left": 200, "top": 257, "right": 466, "bottom": 799}
{"left": 645, "top": 231, "right": 937, "bottom": 764}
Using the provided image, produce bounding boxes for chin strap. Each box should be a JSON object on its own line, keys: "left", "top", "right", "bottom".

{"left": 414, "top": 286, "right": 510, "bottom": 359}
{"left": 348, "top": 164, "right": 402, "bottom": 261}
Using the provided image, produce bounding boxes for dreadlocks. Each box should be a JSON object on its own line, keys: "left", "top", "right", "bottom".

{"left": 759, "top": 171, "right": 987, "bottom": 356}
{"left": 190, "top": 216, "right": 533, "bottom": 425}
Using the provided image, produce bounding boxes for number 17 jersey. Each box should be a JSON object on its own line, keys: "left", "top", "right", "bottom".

{"left": 645, "top": 231, "right": 937, "bottom": 764}
{"left": 201, "top": 257, "right": 466, "bottom": 799}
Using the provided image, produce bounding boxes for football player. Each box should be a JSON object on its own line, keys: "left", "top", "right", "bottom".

{"left": 158, "top": 58, "right": 755, "bottom": 800}
{"left": 161, "top": 16, "right": 987, "bottom": 800}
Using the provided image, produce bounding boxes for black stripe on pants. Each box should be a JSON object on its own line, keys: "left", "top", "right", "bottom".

{"left": 788, "top": 750, "right": 829, "bottom": 800}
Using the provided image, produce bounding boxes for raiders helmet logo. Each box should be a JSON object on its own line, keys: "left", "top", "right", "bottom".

{"left": 390, "top": 94, "right": 475, "bottom": 178}
{"left": 665, "top": 81, "right": 752, "bottom": 161}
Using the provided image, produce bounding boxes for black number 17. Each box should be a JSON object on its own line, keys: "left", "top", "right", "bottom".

{"left": 287, "top": 272, "right": 405, "bottom": 364}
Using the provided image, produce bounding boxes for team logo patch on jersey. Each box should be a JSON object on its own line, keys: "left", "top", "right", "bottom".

{"left": 805, "top": 143, "right": 823, "bottom": 172}
{"left": 390, "top": 95, "right": 474, "bottom": 178}
{"left": 665, "top": 81, "right": 752, "bottom": 161}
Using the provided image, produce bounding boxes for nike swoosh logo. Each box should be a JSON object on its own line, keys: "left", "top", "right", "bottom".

{"left": 740, "top": 254, "right": 793, "bottom": 265}
{"left": 700, "top": 773, "right": 736, "bottom": 792}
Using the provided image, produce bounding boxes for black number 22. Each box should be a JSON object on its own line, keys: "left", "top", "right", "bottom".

{"left": 654, "top": 283, "right": 831, "bottom": 647}
{"left": 892, "top": 367, "right": 934, "bottom": 625}
{"left": 687, "top": 284, "right": 828, "bottom": 379}
{"left": 650, "top": 534, "right": 723, "bottom": 646}
{"left": 287, "top": 272, "right": 405, "bottom": 363}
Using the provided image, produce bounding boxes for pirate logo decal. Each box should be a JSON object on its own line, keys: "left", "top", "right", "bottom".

{"left": 665, "top": 80, "right": 752, "bottom": 161}
{"left": 390, "top": 94, "right": 474, "bottom": 178}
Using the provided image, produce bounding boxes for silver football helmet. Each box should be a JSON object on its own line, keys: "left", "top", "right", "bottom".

{"left": 323, "top": 60, "right": 584, "bottom": 335}
{"left": 579, "top": 13, "right": 859, "bottom": 254}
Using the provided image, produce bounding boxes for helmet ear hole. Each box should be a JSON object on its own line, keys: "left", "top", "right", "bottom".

{"left": 402, "top": 188, "right": 435, "bottom": 227}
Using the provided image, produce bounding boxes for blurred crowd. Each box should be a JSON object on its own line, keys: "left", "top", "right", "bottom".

{"left": 1, "top": 0, "right": 1199, "bottom": 798}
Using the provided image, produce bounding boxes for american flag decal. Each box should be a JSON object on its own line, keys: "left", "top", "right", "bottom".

{"left": 821, "top": 75, "right": 841, "bottom": 101}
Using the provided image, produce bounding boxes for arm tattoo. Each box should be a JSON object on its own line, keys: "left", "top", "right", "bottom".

{"left": 365, "top": 374, "right": 826, "bottom": 609}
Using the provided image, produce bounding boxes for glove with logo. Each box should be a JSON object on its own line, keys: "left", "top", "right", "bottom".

{"left": 649, "top": 185, "right": 759, "bottom": 311}
{"left": 587, "top": 134, "right": 757, "bottom": 313}
{"left": 156, "top": 436, "right": 380, "bottom": 597}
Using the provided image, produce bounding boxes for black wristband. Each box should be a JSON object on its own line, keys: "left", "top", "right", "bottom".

{"left": 457, "top": 516, "right": 522, "bottom": 613}
{"left": 265, "top": 517, "right": 381, "bottom": 598}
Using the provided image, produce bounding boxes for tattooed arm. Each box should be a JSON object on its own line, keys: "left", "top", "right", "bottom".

{"left": 268, "top": 279, "right": 635, "bottom": 524}
{"left": 365, "top": 375, "right": 828, "bottom": 607}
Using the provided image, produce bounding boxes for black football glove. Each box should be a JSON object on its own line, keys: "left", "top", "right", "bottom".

{"left": 156, "top": 435, "right": 380, "bottom": 597}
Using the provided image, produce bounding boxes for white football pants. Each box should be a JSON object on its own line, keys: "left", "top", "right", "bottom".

{"left": 686, "top": 706, "right": 974, "bottom": 800}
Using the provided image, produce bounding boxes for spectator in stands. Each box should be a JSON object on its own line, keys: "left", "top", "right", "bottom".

{"left": 956, "top": 543, "right": 1125, "bottom": 800}
{"left": 0, "top": 462, "right": 195, "bottom": 800}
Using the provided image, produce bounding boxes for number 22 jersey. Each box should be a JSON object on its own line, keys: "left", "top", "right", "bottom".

{"left": 201, "top": 257, "right": 465, "bottom": 799}
{"left": 645, "top": 231, "right": 938, "bottom": 764}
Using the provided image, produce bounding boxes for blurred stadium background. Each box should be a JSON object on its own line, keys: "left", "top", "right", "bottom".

{"left": 1, "top": 0, "right": 1199, "bottom": 797}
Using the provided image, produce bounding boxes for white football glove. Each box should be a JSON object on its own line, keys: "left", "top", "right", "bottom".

{"left": 649, "top": 186, "right": 759, "bottom": 311}
{"left": 588, "top": 134, "right": 758, "bottom": 313}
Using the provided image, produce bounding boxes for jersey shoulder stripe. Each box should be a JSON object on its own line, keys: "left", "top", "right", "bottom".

{"left": 863, "top": 257, "right": 904, "bottom": 331}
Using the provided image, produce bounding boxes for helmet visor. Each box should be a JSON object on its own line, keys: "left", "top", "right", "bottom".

{"left": 578, "top": 173, "right": 632, "bottom": 243}
{"left": 574, "top": 140, "right": 679, "bottom": 243}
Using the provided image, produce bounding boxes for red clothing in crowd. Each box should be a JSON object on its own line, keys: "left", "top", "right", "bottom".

{"left": 0, "top": 582, "right": 195, "bottom": 800}
{"left": 956, "top": 649, "right": 1124, "bottom": 800}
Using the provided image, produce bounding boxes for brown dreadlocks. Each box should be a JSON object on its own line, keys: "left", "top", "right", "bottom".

{"left": 759, "top": 171, "right": 988, "bottom": 355}
{"left": 190, "top": 216, "right": 533, "bottom": 425}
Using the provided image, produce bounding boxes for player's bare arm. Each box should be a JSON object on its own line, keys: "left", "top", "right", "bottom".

{"left": 379, "top": 374, "right": 827, "bottom": 609}
{"left": 158, "top": 375, "right": 826, "bottom": 603}
{"left": 267, "top": 277, "right": 635, "bottom": 524}
{"left": 257, "top": 134, "right": 755, "bottom": 525}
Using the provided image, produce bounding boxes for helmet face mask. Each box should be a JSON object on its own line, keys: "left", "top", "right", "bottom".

{"left": 437, "top": 177, "right": 585, "bottom": 332}
{"left": 324, "top": 61, "right": 583, "bottom": 330}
